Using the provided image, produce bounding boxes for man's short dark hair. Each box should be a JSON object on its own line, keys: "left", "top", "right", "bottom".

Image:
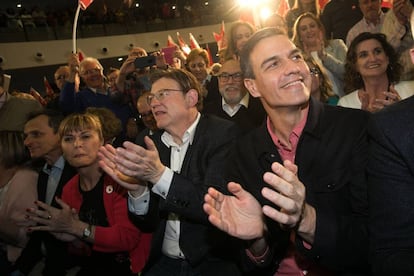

{"left": 26, "top": 109, "right": 64, "bottom": 133}
{"left": 240, "top": 27, "right": 286, "bottom": 79}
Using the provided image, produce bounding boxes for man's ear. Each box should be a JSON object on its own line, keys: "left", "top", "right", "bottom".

{"left": 185, "top": 89, "right": 199, "bottom": 107}
{"left": 410, "top": 48, "right": 414, "bottom": 65}
{"left": 244, "top": 78, "right": 261, "bottom": 98}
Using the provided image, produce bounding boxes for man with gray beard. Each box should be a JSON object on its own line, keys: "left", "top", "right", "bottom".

{"left": 203, "top": 58, "right": 265, "bottom": 133}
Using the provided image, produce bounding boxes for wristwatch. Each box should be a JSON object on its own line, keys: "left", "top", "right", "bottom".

{"left": 82, "top": 224, "right": 92, "bottom": 240}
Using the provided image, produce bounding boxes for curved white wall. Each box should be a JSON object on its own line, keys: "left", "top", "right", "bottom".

{"left": 0, "top": 23, "right": 226, "bottom": 70}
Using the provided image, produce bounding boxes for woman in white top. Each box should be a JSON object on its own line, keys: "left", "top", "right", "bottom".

{"left": 339, "top": 32, "right": 414, "bottom": 112}
{"left": 292, "top": 12, "right": 347, "bottom": 97}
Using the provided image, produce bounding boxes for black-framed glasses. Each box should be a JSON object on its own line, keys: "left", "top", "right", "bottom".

{"left": 309, "top": 67, "right": 321, "bottom": 76}
{"left": 138, "top": 111, "right": 153, "bottom": 119}
{"left": 218, "top": 72, "right": 243, "bottom": 82}
{"left": 147, "top": 89, "right": 183, "bottom": 105}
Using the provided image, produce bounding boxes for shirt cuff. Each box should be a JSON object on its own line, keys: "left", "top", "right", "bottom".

{"left": 128, "top": 187, "right": 150, "bottom": 215}
{"left": 152, "top": 167, "right": 173, "bottom": 199}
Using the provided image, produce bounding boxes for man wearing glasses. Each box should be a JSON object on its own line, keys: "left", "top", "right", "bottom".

{"left": 99, "top": 68, "right": 243, "bottom": 276}
{"left": 204, "top": 58, "right": 265, "bottom": 133}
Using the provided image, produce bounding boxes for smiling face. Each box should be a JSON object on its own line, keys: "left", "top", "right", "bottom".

{"left": 244, "top": 35, "right": 311, "bottom": 109}
{"left": 218, "top": 59, "right": 247, "bottom": 106}
{"left": 297, "top": 17, "right": 320, "bottom": 45}
{"left": 355, "top": 38, "right": 389, "bottom": 79}
{"left": 187, "top": 56, "right": 208, "bottom": 83}
{"left": 80, "top": 60, "right": 104, "bottom": 89}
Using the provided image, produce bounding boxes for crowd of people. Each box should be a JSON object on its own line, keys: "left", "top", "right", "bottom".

{"left": 1, "top": 0, "right": 414, "bottom": 275}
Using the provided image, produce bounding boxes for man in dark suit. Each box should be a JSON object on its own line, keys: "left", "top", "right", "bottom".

{"left": 203, "top": 28, "right": 370, "bottom": 275}
{"left": 367, "top": 95, "right": 414, "bottom": 275}
{"left": 15, "top": 109, "right": 77, "bottom": 276}
{"left": 368, "top": 20, "right": 414, "bottom": 275}
{"left": 99, "top": 68, "right": 242, "bottom": 275}
{"left": 204, "top": 58, "right": 266, "bottom": 133}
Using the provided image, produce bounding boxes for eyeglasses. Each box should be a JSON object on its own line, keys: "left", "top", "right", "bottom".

{"left": 309, "top": 67, "right": 321, "bottom": 76}
{"left": 218, "top": 72, "right": 243, "bottom": 82}
{"left": 81, "top": 68, "right": 101, "bottom": 76}
{"left": 147, "top": 89, "right": 183, "bottom": 105}
{"left": 138, "top": 111, "right": 153, "bottom": 119}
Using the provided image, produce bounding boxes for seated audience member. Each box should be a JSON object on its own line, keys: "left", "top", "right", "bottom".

{"left": 16, "top": 109, "right": 77, "bottom": 276}
{"left": 292, "top": 12, "right": 347, "bottom": 97}
{"left": 0, "top": 131, "right": 37, "bottom": 275}
{"left": 170, "top": 49, "right": 186, "bottom": 69}
{"left": 186, "top": 48, "right": 221, "bottom": 104}
{"left": 224, "top": 21, "right": 255, "bottom": 60}
{"left": 305, "top": 56, "right": 339, "bottom": 105}
{"left": 204, "top": 58, "right": 266, "bottom": 132}
{"left": 60, "top": 54, "right": 133, "bottom": 142}
{"left": 320, "top": 0, "right": 362, "bottom": 41}
{"left": 106, "top": 67, "right": 120, "bottom": 90}
{"left": 368, "top": 95, "right": 414, "bottom": 276}
{"left": 368, "top": 17, "right": 414, "bottom": 276}
{"left": 285, "top": 0, "right": 320, "bottom": 37}
{"left": 85, "top": 107, "right": 122, "bottom": 145}
{"left": 262, "top": 13, "right": 288, "bottom": 33}
{"left": 0, "top": 67, "right": 42, "bottom": 131}
{"left": 25, "top": 113, "right": 151, "bottom": 275}
{"left": 346, "top": 0, "right": 384, "bottom": 47}
{"left": 98, "top": 68, "right": 242, "bottom": 276}
{"left": 135, "top": 91, "right": 158, "bottom": 141}
{"left": 382, "top": 0, "right": 414, "bottom": 81}
{"left": 203, "top": 27, "right": 370, "bottom": 275}
{"left": 339, "top": 32, "right": 414, "bottom": 112}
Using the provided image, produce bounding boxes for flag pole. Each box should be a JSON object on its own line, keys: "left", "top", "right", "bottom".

{"left": 72, "top": 4, "right": 81, "bottom": 54}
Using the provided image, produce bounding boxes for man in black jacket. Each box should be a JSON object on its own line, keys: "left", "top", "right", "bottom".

{"left": 99, "top": 68, "right": 242, "bottom": 276}
{"left": 204, "top": 28, "right": 370, "bottom": 275}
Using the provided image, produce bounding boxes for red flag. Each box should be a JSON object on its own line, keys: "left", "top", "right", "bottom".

{"left": 77, "top": 48, "right": 86, "bottom": 61}
{"left": 79, "top": 0, "right": 94, "bottom": 10}
{"left": 213, "top": 21, "right": 227, "bottom": 51}
{"left": 189, "top": 33, "right": 200, "bottom": 49}
{"left": 43, "top": 76, "right": 54, "bottom": 97}
{"left": 381, "top": 0, "right": 392, "bottom": 8}
{"left": 176, "top": 32, "right": 191, "bottom": 55}
{"left": 205, "top": 44, "right": 214, "bottom": 67}
{"left": 277, "top": 0, "right": 289, "bottom": 17}
{"left": 30, "top": 87, "right": 47, "bottom": 106}
{"left": 167, "top": 35, "right": 178, "bottom": 48}
{"left": 318, "top": 0, "right": 329, "bottom": 10}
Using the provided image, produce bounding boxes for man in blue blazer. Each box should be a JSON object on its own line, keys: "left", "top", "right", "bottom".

{"left": 16, "top": 109, "right": 77, "bottom": 276}
{"left": 203, "top": 28, "right": 370, "bottom": 275}
{"left": 99, "top": 68, "right": 242, "bottom": 275}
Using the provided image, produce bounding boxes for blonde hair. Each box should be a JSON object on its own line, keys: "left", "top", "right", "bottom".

{"left": 58, "top": 113, "right": 104, "bottom": 142}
